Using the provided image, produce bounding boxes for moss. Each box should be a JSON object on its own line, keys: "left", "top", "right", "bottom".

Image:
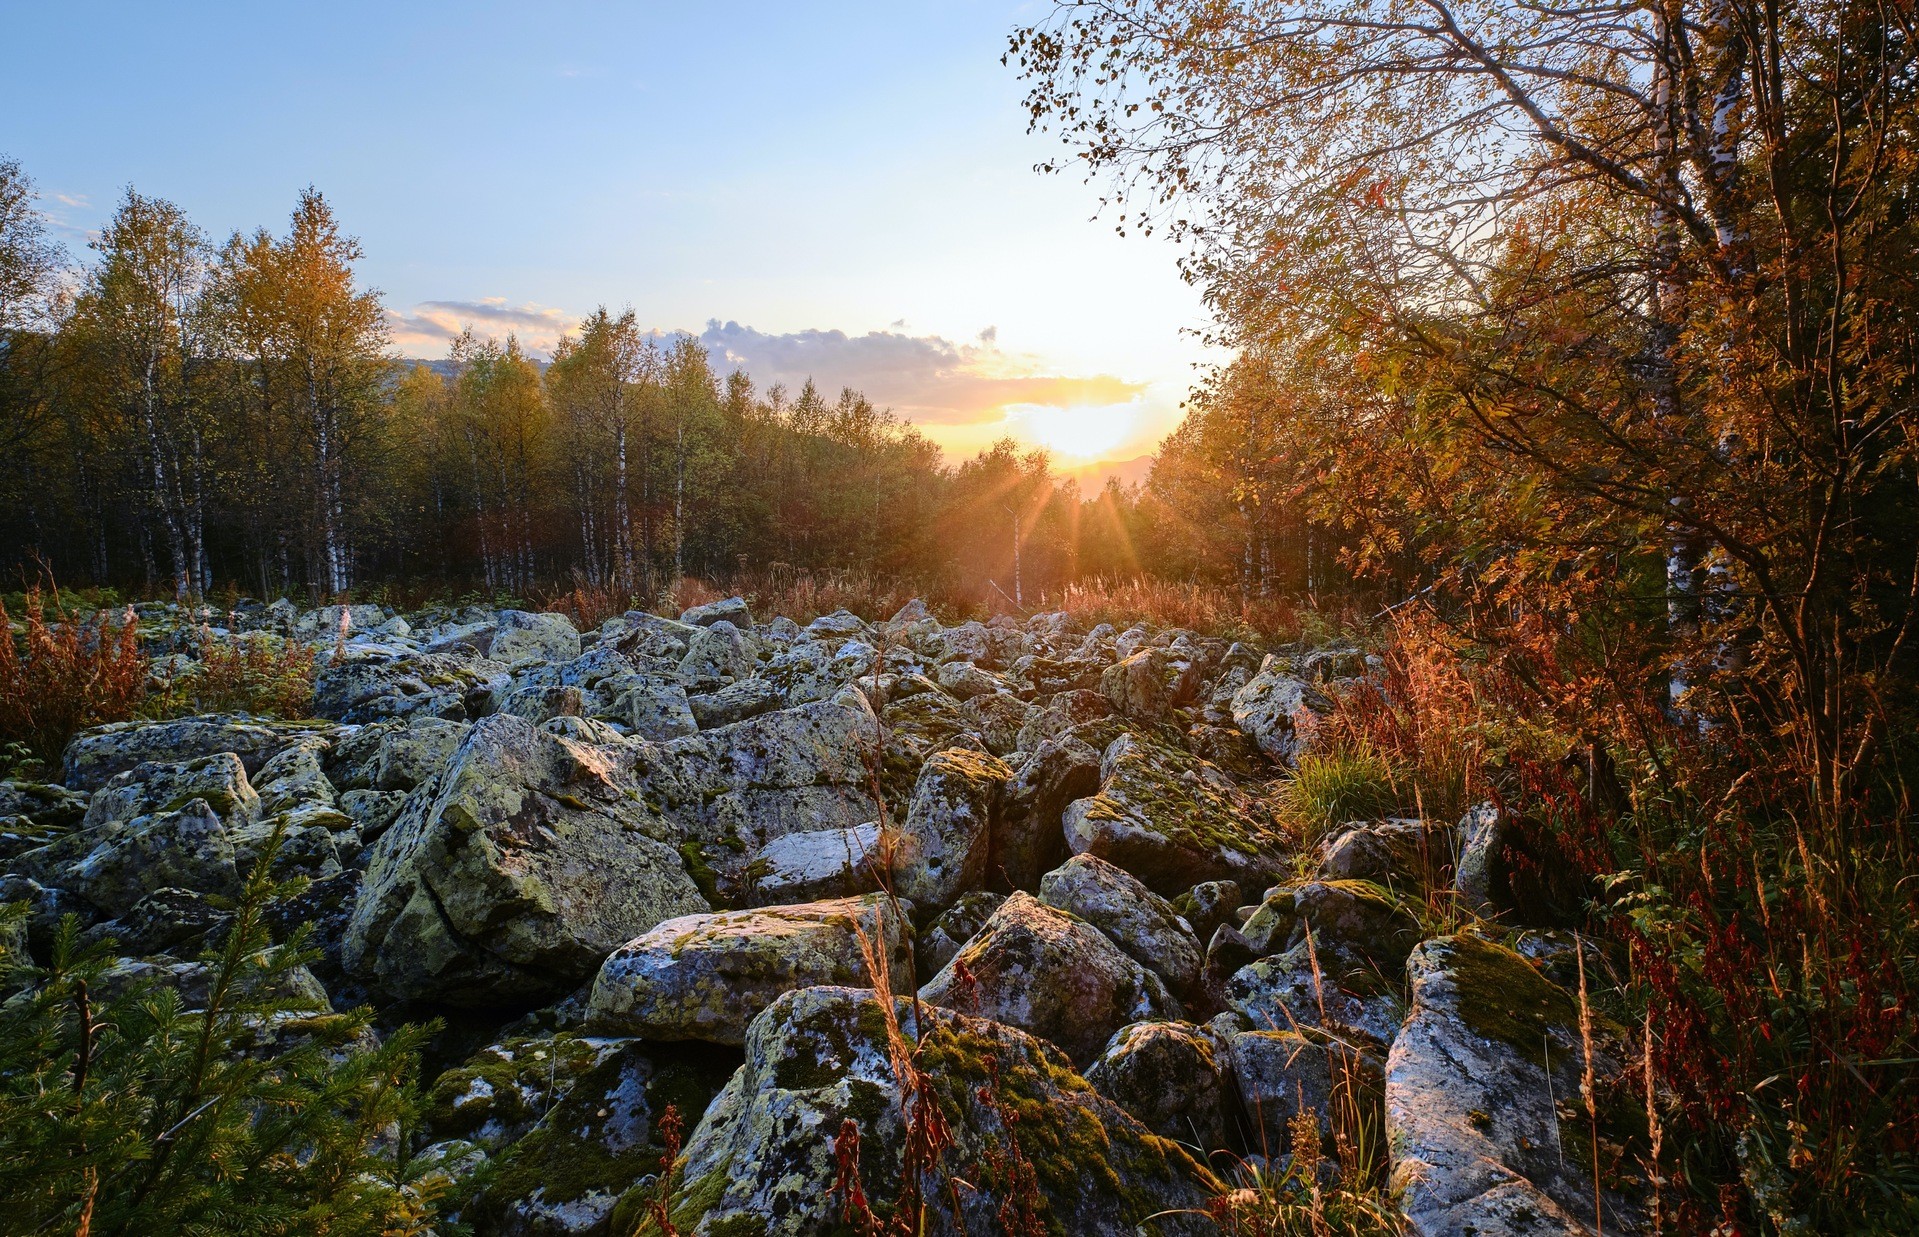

{"left": 1443, "top": 934, "right": 1581, "bottom": 1069}
{"left": 678, "top": 840, "right": 723, "bottom": 905}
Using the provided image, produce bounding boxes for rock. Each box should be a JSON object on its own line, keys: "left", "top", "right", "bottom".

{"left": 1317, "top": 817, "right": 1458, "bottom": 893}
{"left": 253, "top": 741, "right": 336, "bottom": 814}
{"left": 491, "top": 609, "right": 582, "bottom": 663}
{"left": 0, "top": 781, "right": 87, "bottom": 831}
{"left": 82, "top": 751, "right": 261, "bottom": 833}
{"left": 678, "top": 620, "right": 756, "bottom": 688}
{"left": 425, "top": 1032, "right": 635, "bottom": 1151}
{"left": 916, "top": 890, "right": 1004, "bottom": 982}
{"left": 477, "top": 1038, "right": 735, "bottom": 1237}
{"left": 993, "top": 735, "right": 1101, "bottom": 891}
{"left": 1039, "top": 854, "right": 1204, "bottom": 998}
{"left": 926, "top": 619, "right": 994, "bottom": 666}
{"left": 803, "top": 608, "right": 865, "bottom": 637}
{"left": 1186, "top": 723, "right": 1264, "bottom": 778}
{"left": 1224, "top": 945, "right": 1406, "bottom": 1046}
{"left": 368, "top": 718, "right": 471, "bottom": 791}
{"left": 1100, "top": 647, "right": 1199, "bottom": 722}
{"left": 1013, "top": 687, "right": 1117, "bottom": 751}
{"left": 608, "top": 678, "right": 698, "bottom": 740}
{"left": 746, "top": 822, "right": 883, "bottom": 905}
{"left": 81, "top": 886, "right": 231, "bottom": 955}
{"left": 1239, "top": 880, "right": 1425, "bottom": 982}
{"left": 313, "top": 650, "right": 508, "bottom": 725}
{"left": 1230, "top": 666, "right": 1330, "bottom": 765}
{"left": 686, "top": 678, "right": 782, "bottom": 729}
{"left": 262, "top": 869, "right": 362, "bottom": 998}
{"left": 958, "top": 690, "right": 1032, "bottom": 755}
{"left": 585, "top": 894, "right": 910, "bottom": 1044}
{"left": 1063, "top": 734, "right": 1280, "bottom": 896}
{"left": 935, "top": 659, "right": 1002, "bottom": 700}
{"left": 659, "top": 698, "right": 880, "bottom": 883}
{"left": 655, "top": 985, "right": 1220, "bottom": 1236}
{"left": 1180, "top": 879, "right": 1245, "bottom": 946}
{"left": 679, "top": 596, "right": 751, "bottom": 628}
{"left": 500, "top": 683, "right": 586, "bottom": 722}
{"left": 62, "top": 714, "right": 328, "bottom": 792}
{"left": 919, "top": 891, "right": 1179, "bottom": 1065}
{"left": 344, "top": 714, "right": 708, "bottom": 1007}
{"left": 1085, "top": 1020, "right": 1233, "bottom": 1150}
{"left": 1228, "top": 1028, "right": 1385, "bottom": 1162}
{"left": 69, "top": 800, "right": 241, "bottom": 916}
{"left": 1453, "top": 803, "right": 1590, "bottom": 926}
{"left": 1387, "top": 934, "right": 1647, "bottom": 1236}
{"left": 894, "top": 746, "right": 1012, "bottom": 911}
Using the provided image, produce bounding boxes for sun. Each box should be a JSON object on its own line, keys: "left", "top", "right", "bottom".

{"left": 1013, "top": 403, "right": 1140, "bottom": 462}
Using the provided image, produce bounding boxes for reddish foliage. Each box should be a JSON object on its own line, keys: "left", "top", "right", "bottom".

{"left": 0, "top": 589, "right": 148, "bottom": 764}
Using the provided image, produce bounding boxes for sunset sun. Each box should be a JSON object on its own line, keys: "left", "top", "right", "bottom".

{"left": 1012, "top": 402, "right": 1139, "bottom": 462}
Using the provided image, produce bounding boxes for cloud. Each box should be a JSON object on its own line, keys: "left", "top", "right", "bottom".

{"left": 697, "top": 320, "right": 1148, "bottom": 429}
{"left": 386, "top": 298, "right": 580, "bottom": 358}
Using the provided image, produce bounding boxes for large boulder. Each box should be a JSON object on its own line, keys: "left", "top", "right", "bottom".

{"left": 746, "top": 822, "right": 883, "bottom": 905}
{"left": 1100, "top": 647, "right": 1200, "bottom": 722}
{"left": 344, "top": 714, "right": 708, "bottom": 1007}
{"left": 1039, "top": 854, "right": 1204, "bottom": 998}
{"left": 650, "top": 985, "right": 1220, "bottom": 1236}
{"left": 313, "top": 650, "right": 509, "bottom": 725}
{"left": 1063, "top": 734, "right": 1280, "bottom": 895}
{"left": 62, "top": 714, "right": 332, "bottom": 792}
{"left": 919, "top": 891, "right": 1179, "bottom": 1066}
{"left": 686, "top": 678, "right": 782, "bottom": 730}
{"left": 69, "top": 800, "right": 241, "bottom": 917}
{"left": 1228, "top": 1028, "right": 1384, "bottom": 1164}
{"left": 1230, "top": 664, "right": 1329, "bottom": 765}
{"left": 993, "top": 735, "right": 1101, "bottom": 891}
{"left": 679, "top": 596, "right": 751, "bottom": 628}
{"left": 1387, "top": 934, "right": 1647, "bottom": 1236}
{"left": 490, "top": 609, "right": 582, "bottom": 664}
{"left": 893, "top": 745, "right": 1012, "bottom": 911}
{"left": 467, "top": 1038, "right": 736, "bottom": 1237}
{"left": 1317, "top": 817, "right": 1459, "bottom": 893}
{"left": 584, "top": 894, "right": 911, "bottom": 1045}
{"left": 1084, "top": 1019, "right": 1234, "bottom": 1151}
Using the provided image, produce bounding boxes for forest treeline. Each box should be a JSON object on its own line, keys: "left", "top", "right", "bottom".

{"left": 0, "top": 158, "right": 1337, "bottom": 608}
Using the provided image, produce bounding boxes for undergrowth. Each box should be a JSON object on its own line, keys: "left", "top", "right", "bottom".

{"left": 0, "top": 589, "right": 146, "bottom": 766}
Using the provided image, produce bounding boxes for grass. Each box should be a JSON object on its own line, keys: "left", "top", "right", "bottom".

{"left": 1282, "top": 746, "right": 1402, "bottom": 847}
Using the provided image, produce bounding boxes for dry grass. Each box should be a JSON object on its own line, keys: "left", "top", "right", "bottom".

{"left": 0, "top": 589, "right": 148, "bottom": 766}
{"left": 1044, "top": 576, "right": 1343, "bottom": 644}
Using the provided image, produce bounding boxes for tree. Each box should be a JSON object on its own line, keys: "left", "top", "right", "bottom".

{"left": 66, "top": 191, "right": 215, "bottom": 600}
{"left": 213, "top": 190, "right": 388, "bottom": 595}
{"left": 1011, "top": 0, "right": 1919, "bottom": 815}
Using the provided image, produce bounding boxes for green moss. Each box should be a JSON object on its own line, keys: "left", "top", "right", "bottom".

{"left": 678, "top": 840, "right": 723, "bottom": 905}
{"left": 1444, "top": 934, "right": 1580, "bottom": 1069}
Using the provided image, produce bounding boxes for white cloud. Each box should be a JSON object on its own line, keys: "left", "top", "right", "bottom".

{"left": 386, "top": 298, "right": 580, "bottom": 357}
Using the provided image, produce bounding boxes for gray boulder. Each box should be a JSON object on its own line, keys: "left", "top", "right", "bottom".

{"left": 746, "top": 822, "right": 883, "bottom": 905}
{"left": 584, "top": 894, "right": 910, "bottom": 1044}
{"left": 1085, "top": 1019, "right": 1234, "bottom": 1150}
{"left": 1230, "top": 664, "right": 1330, "bottom": 765}
{"left": 656, "top": 985, "right": 1220, "bottom": 1235}
{"left": 344, "top": 714, "right": 708, "bottom": 1007}
{"left": 894, "top": 745, "right": 1012, "bottom": 911}
{"left": 62, "top": 714, "right": 330, "bottom": 791}
{"left": 919, "top": 891, "right": 1179, "bottom": 1065}
{"left": 993, "top": 735, "right": 1101, "bottom": 890}
{"left": 1388, "top": 934, "right": 1647, "bottom": 1236}
{"left": 1063, "top": 734, "right": 1280, "bottom": 895}
{"left": 679, "top": 596, "right": 751, "bottom": 628}
{"left": 1229, "top": 1028, "right": 1384, "bottom": 1163}
{"left": 490, "top": 609, "right": 582, "bottom": 663}
{"left": 1039, "top": 854, "right": 1204, "bottom": 998}
{"left": 313, "top": 650, "right": 509, "bottom": 725}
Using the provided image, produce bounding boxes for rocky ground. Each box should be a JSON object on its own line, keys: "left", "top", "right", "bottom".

{"left": 1, "top": 596, "right": 1650, "bottom": 1235}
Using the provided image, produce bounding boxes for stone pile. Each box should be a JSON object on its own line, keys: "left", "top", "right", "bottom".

{"left": 1, "top": 595, "right": 1646, "bottom": 1236}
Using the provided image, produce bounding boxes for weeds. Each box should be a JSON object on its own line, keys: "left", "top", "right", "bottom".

{"left": 152, "top": 624, "right": 318, "bottom": 719}
{"left": 0, "top": 588, "right": 147, "bottom": 766}
{"left": 1282, "top": 746, "right": 1401, "bottom": 847}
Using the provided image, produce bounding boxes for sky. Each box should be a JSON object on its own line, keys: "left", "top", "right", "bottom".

{"left": 1, "top": 0, "right": 1221, "bottom": 464}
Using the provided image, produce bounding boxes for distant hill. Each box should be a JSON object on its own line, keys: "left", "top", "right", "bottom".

{"left": 1059, "top": 454, "right": 1155, "bottom": 493}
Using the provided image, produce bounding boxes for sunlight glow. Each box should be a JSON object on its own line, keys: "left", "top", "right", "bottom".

{"left": 1007, "top": 402, "right": 1142, "bottom": 462}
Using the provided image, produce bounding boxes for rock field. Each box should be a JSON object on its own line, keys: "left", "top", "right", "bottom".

{"left": 1, "top": 596, "right": 1649, "bottom": 1235}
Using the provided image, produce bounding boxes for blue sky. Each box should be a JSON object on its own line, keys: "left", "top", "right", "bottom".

{"left": 1, "top": 0, "right": 1217, "bottom": 462}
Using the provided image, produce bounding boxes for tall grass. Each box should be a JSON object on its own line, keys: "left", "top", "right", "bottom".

{"left": 1313, "top": 606, "right": 1919, "bottom": 1232}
